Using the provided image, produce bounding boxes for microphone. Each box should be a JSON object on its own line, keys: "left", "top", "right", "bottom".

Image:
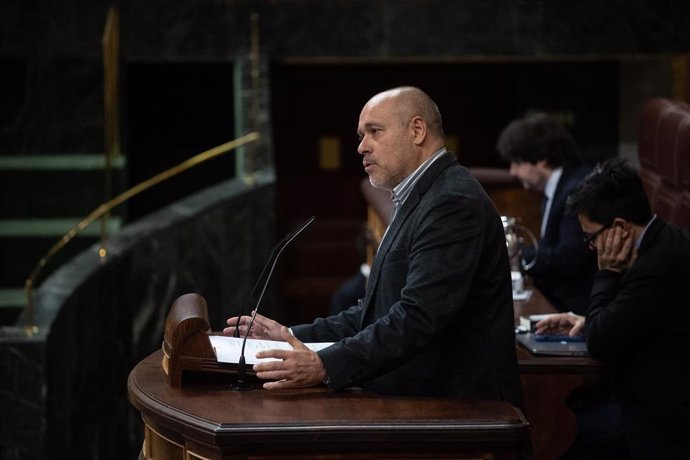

{"left": 229, "top": 215, "right": 316, "bottom": 390}
{"left": 233, "top": 215, "right": 316, "bottom": 337}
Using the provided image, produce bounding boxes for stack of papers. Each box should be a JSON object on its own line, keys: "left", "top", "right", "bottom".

{"left": 208, "top": 335, "right": 334, "bottom": 365}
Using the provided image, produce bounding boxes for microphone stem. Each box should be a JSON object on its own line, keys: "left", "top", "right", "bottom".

{"left": 237, "top": 355, "right": 246, "bottom": 384}
{"left": 230, "top": 216, "right": 315, "bottom": 391}
{"left": 233, "top": 318, "right": 240, "bottom": 338}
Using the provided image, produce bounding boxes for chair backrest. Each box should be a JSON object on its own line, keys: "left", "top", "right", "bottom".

{"left": 638, "top": 98, "right": 690, "bottom": 227}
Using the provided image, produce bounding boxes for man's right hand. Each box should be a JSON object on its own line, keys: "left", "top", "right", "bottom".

{"left": 223, "top": 312, "right": 285, "bottom": 341}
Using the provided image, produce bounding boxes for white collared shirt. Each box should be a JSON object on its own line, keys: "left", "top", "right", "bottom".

{"left": 541, "top": 167, "right": 563, "bottom": 238}
{"left": 391, "top": 147, "right": 447, "bottom": 210}
{"left": 636, "top": 214, "right": 657, "bottom": 248}
{"left": 378, "top": 148, "right": 447, "bottom": 250}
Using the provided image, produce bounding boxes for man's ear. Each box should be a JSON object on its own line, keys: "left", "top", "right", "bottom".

{"left": 612, "top": 217, "right": 632, "bottom": 236}
{"left": 410, "top": 116, "right": 427, "bottom": 145}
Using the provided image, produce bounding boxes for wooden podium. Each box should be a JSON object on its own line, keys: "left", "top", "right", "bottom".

{"left": 129, "top": 350, "right": 529, "bottom": 460}
{"left": 128, "top": 293, "right": 529, "bottom": 460}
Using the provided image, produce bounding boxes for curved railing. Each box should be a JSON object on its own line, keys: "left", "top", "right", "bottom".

{"left": 19, "top": 5, "right": 269, "bottom": 331}
{"left": 23, "top": 132, "right": 260, "bottom": 336}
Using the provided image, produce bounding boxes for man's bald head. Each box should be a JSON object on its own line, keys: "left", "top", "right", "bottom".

{"left": 357, "top": 87, "right": 447, "bottom": 189}
{"left": 367, "top": 87, "right": 445, "bottom": 140}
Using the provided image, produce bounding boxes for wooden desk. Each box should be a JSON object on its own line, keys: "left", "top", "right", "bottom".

{"left": 514, "top": 287, "right": 602, "bottom": 460}
{"left": 129, "top": 350, "right": 529, "bottom": 460}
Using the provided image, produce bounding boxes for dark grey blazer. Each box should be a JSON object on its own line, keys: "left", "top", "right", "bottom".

{"left": 292, "top": 153, "right": 523, "bottom": 408}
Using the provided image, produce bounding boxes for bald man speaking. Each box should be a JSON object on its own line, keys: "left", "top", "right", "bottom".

{"left": 224, "top": 87, "right": 523, "bottom": 407}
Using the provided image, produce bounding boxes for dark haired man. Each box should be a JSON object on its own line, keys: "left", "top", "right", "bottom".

{"left": 542, "top": 158, "right": 690, "bottom": 459}
{"left": 498, "top": 113, "right": 596, "bottom": 314}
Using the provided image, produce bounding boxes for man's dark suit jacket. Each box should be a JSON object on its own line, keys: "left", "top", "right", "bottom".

{"left": 292, "top": 153, "right": 523, "bottom": 408}
{"left": 527, "top": 164, "right": 597, "bottom": 314}
{"left": 586, "top": 218, "right": 690, "bottom": 458}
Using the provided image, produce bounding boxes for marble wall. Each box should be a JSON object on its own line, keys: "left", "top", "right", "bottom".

{"left": 0, "top": 172, "right": 275, "bottom": 459}
{"left": 1, "top": 0, "right": 688, "bottom": 156}
{"left": 3, "top": 0, "right": 687, "bottom": 59}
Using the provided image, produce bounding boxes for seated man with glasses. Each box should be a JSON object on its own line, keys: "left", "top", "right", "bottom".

{"left": 538, "top": 158, "right": 690, "bottom": 460}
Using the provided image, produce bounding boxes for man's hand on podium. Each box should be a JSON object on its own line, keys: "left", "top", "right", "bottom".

{"left": 223, "top": 312, "right": 284, "bottom": 341}
{"left": 223, "top": 315, "right": 328, "bottom": 390}
{"left": 254, "top": 327, "right": 328, "bottom": 390}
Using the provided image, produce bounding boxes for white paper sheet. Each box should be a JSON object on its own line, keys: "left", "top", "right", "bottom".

{"left": 208, "top": 335, "right": 334, "bottom": 365}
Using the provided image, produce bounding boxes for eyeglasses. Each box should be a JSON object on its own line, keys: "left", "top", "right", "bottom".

{"left": 582, "top": 226, "right": 608, "bottom": 247}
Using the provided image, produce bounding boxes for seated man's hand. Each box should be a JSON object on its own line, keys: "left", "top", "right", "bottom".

{"left": 597, "top": 225, "right": 638, "bottom": 273}
{"left": 535, "top": 313, "right": 585, "bottom": 337}
{"left": 253, "top": 327, "right": 328, "bottom": 390}
{"left": 223, "top": 312, "right": 285, "bottom": 341}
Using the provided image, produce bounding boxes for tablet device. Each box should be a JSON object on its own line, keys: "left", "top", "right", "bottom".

{"left": 534, "top": 334, "right": 585, "bottom": 342}
{"left": 516, "top": 332, "right": 588, "bottom": 357}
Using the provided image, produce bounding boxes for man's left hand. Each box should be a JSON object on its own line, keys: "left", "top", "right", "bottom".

{"left": 597, "top": 225, "right": 637, "bottom": 273}
{"left": 253, "top": 327, "right": 328, "bottom": 390}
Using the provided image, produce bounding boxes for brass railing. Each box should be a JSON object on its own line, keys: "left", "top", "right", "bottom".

{"left": 23, "top": 132, "right": 260, "bottom": 336}
{"left": 21, "top": 7, "right": 264, "bottom": 336}
{"left": 101, "top": 6, "right": 120, "bottom": 257}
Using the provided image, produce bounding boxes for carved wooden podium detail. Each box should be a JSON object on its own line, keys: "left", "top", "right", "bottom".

{"left": 161, "top": 293, "right": 235, "bottom": 387}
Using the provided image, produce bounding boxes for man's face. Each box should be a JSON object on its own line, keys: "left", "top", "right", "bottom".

{"left": 509, "top": 160, "right": 548, "bottom": 192}
{"left": 357, "top": 96, "right": 418, "bottom": 190}
{"left": 578, "top": 213, "right": 607, "bottom": 251}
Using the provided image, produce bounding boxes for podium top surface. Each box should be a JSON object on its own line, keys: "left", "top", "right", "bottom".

{"left": 128, "top": 350, "right": 529, "bottom": 450}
